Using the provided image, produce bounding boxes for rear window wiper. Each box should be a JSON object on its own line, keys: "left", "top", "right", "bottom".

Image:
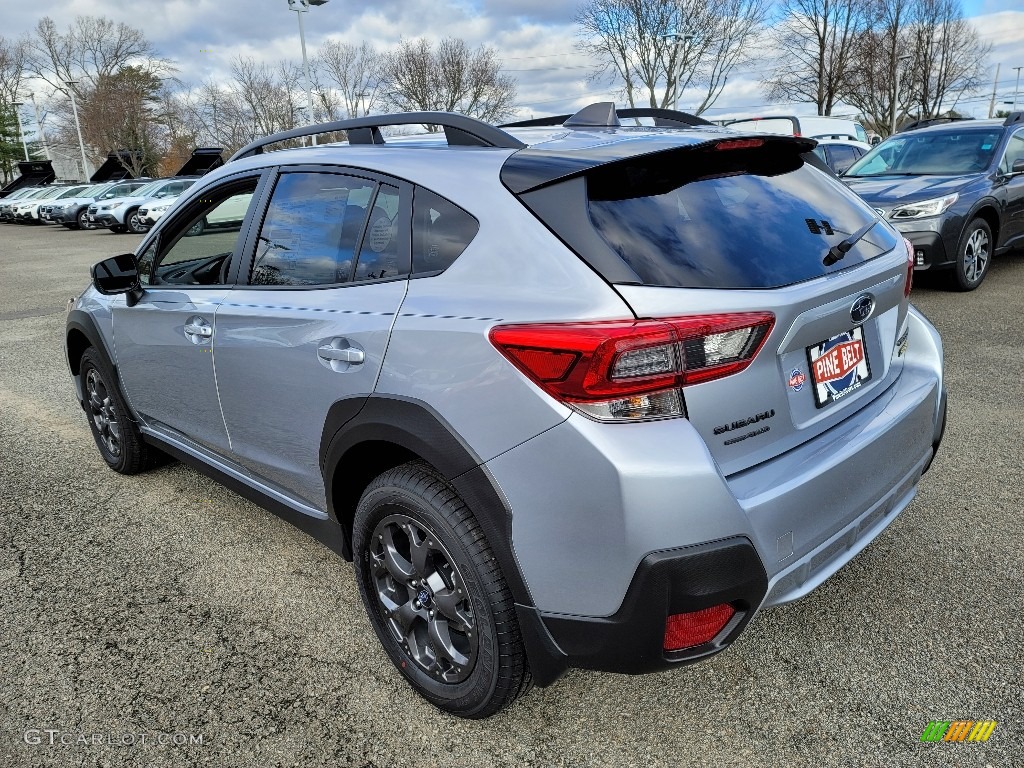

{"left": 823, "top": 219, "right": 879, "bottom": 266}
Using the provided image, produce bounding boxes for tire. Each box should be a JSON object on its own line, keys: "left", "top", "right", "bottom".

{"left": 126, "top": 208, "right": 147, "bottom": 234}
{"left": 353, "top": 461, "right": 532, "bottom": 718}
{"left": 947, "top": 217, "right": 993, "bottom": 291}
{"left": 79, "top": 348, "right": 159, "bottom": 475}
{"left": 185, "top": 218, "right": 205, "bottom": 237}
{"left": 77, "top": 209, "right": 94, "bottom": 230}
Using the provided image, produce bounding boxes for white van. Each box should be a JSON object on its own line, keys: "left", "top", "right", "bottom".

{"left": 726, "top": 115, "right": 869, "bottom": 144}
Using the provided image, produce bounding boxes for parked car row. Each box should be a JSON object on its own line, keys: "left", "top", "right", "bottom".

{"left": 1, "top": 176, "right": 199, "bottom": 235}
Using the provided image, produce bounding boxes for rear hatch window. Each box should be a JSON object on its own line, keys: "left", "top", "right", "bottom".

{"left": 584, "top": 142, "right": 897, "bottom": 289}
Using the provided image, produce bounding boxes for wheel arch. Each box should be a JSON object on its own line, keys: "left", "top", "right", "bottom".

{"left": 966, "top": 202, "right": 1000, "bottom": 248}
{"left": 320, "top": 395, "right": 534, "bottom": 607}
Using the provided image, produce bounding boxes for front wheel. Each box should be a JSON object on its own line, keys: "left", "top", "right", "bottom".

{"left": 353, "top": 461, "right": 531, "bottom": 718}
{"left": 79, "top": 348, "right": 159, "bottom": 474}
{"left": 948, "top": 218, "right": 993, "bottom": 291}
{"left": 77, "top": 209, "right": 94, "bottom": 230}
{"left": 126, "top": 209, "right": 147, "bottom": 234}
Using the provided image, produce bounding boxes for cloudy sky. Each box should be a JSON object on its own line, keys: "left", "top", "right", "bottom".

{"left": 5, "top": 0, "right": 1024, "bottom": 121}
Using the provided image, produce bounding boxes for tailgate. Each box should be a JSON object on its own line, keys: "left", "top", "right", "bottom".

{"left": 617, "top": 252, "right": 911, "bottom": 475}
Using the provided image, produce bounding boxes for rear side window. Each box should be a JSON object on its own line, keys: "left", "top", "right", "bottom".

{"left": 412, "top": 188, "right": 479, "bottom": 275}
{"left": 586, "top": 145, "right": 898, "bottom": 289}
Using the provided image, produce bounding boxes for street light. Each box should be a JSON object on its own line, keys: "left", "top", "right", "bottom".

{"left": 10, "top": 101, "right": 29, "bottom": 161}
{"left": 661, "top": 31, "right": 695, "bottom": 111}
{"left": 287, "top": 0, "right": 328, "bottom": 146}
{"left": 890, "top": 54, "right": 912, "bottom": 135}
{"left": 1013, "top": 66, "right": 1023, "bottom": 113}
{"left": 28, "top": 93, "right": 51, "bottom": 161}
{"left": 65, "top": 80, "right": 91, "bottom": 181}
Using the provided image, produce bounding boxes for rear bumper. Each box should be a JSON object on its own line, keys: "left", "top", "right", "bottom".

{"left": 491, "top": 308, "right": 943, "bottom": 682}
{"left": 520, "top": 537, "right": 767, "bottom": 681}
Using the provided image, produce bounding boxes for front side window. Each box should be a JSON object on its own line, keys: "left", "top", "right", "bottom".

{"left": 998, "top": 130, "right": 1024, "bottom": 174}
{"left": 147, "top": 179, "right": 258, "bottom": 286}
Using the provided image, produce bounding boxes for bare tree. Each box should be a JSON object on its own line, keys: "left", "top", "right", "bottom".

{"left": 380, "top": 38, "right": 518, "bottom": 128}
{"left": 763, "top": 0, "right": 866, "bottom": 116}
{"left": 909, "top": 0, "right": 989, "bottom": 119}
{"left": 577, "top": 0, "right": 768, "bottom": 113}
{"left": 25, "top": 15, "right": 172, "bottom": 168}
{"left": 844, "top": 0, "right": 918, "bottom": 136}
{"left": 0, "top": 36, "right": 29, "bottom": 181}
{"left": 168, "top": 57, "right": 306, "bottom": 156}
{"left": 313, "top": 40, "right": 384, "bottom": 120}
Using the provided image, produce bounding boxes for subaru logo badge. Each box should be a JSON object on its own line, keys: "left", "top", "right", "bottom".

{"left": 850, "top": 294, "right": 875, "bottom": 325}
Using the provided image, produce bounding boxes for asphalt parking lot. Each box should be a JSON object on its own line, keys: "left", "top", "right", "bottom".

{"left": 0, "top": 223, "right": 1021, "bottom": 768}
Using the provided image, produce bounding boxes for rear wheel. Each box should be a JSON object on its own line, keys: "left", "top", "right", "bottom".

{"left": 948, "top": 218, "right": 992, "bottom": 291}
{"left": 79, "top": 348, "right": 158, "bottom": 474}
{"left": 353, "top": 461, "right": 531, "bottom": 718}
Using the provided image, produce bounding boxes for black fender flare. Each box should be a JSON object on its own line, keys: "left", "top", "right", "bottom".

{"left": 319, "top": 395, "right": 532, "bottom": 606}
{"left": 66, "top": 309, "right": 118, "bottom": 404}
{"left": 319, "top": 394, "right": 569, "bottom": 685}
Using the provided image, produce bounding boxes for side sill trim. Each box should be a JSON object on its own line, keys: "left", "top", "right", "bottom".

{"left": 141, "top": 429, "right": 347, "bottom": 558}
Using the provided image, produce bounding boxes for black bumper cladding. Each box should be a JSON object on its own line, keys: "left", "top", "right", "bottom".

{"left": 517, "top": 537, "right": 768, "bottom": 684}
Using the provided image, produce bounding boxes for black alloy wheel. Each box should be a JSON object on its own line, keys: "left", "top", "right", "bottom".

{"left": 353, "top": 461, "right": 531, "bottom": 718}
{"left": 78, "top": 348, "right": 161, "bottom": 475}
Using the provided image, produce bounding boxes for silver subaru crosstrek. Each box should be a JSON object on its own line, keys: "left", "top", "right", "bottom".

{"left": 66, "top": 104, "right": 946, "bottom": 718}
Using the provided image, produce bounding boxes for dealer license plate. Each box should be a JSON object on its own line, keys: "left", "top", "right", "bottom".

{"left": 807, "top": 326, "right": 871, "bottom": 408}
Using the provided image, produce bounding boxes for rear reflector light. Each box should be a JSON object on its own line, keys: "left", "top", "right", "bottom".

{"left": 664, "top": 604, "right": 736, "bottom": 651}
{"left": 903, "top": 237, "right": 914, "bottom": 297}
{"left": 489, "top": 312, "right": 774, "bottom": 422}
{"left": 715, "top": 138, "right": 764, "bottom": 151}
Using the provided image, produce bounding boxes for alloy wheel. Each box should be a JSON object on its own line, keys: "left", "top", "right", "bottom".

{"left": 85, "top": 368, "right": 121, "bottom": 458}
{"left": 963, "top": 227, "right": 990, "bottom": 283}
{"left": 368, "top": 513, "right": 477, "bottom": 683}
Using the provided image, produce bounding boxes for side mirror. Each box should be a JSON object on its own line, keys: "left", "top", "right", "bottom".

{"left": 1013, "top": 158, "right": 1024, "bottom": 174}
{"left": 91, "top": 254, "right": 142, "bottom": 305}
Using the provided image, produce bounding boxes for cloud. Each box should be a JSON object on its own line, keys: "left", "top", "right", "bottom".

{"left": 5, "top": 1, "right": 1023, "bottom": 120}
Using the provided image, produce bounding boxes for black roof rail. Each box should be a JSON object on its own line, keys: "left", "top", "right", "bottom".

{"left": 228, "top": 112, "right": 526, "bottom": 162}
{"left": 897, "top": 116, "right": 974, "bottom": 133}
{"left": 1004, "top": 111, "right": 1024, "bottom": 127}
{"left": 500, "top": 103, "right": 713, "bottom": 129}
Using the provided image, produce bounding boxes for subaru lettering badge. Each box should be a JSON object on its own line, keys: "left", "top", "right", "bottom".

{"left": 850, "top": 294, "right": 875, "bottom": 325}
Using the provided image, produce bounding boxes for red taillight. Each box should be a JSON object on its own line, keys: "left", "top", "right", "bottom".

{"left": 715, "top": 138, "right": 764, "bottom": 151}
{"left": 489, "top": 312, "right": 774, "bottom": 422}
{"left": 903, "top": 237, "right": 914, "bottom": 297}
{"left": 663, "top": 604, "right": 736, "bottom": 651}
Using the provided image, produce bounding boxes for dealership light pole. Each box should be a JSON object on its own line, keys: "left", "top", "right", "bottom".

{"left": 1013, "top": 66, "right": 1023, "bottom": 112}
{"left": 28, "top": 93, "right": 51, "bottom": 160}
{"left": 288, "top": 0, "right": 328, "bottom": 146}
{"left": 661, "top": 31, "right": 695, "bottom": 111}
{"left": 890, "top": 54, "right": 912, "bottom": 136}
{"left": 65, "top": 81, "right": 90, "bottom": 181}
{"left": 10, "top": 101, "right": 29, "bottom": 161}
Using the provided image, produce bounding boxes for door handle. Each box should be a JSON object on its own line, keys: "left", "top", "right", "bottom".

{"left": 318, "top": 344, "right": 364, "bottom": 364}
{"left": 184, "top": 316, "right": 213, "bottom": 343}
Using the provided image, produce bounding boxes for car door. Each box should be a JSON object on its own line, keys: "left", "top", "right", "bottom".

{"left": 214, "top": 167, "right": 411, "bottom": 509}
{"left": 112, "top": 171, "right": 268, "bottom": 454}
{"left": 997, "top": 128, "right": 1024, "bottom": 247}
